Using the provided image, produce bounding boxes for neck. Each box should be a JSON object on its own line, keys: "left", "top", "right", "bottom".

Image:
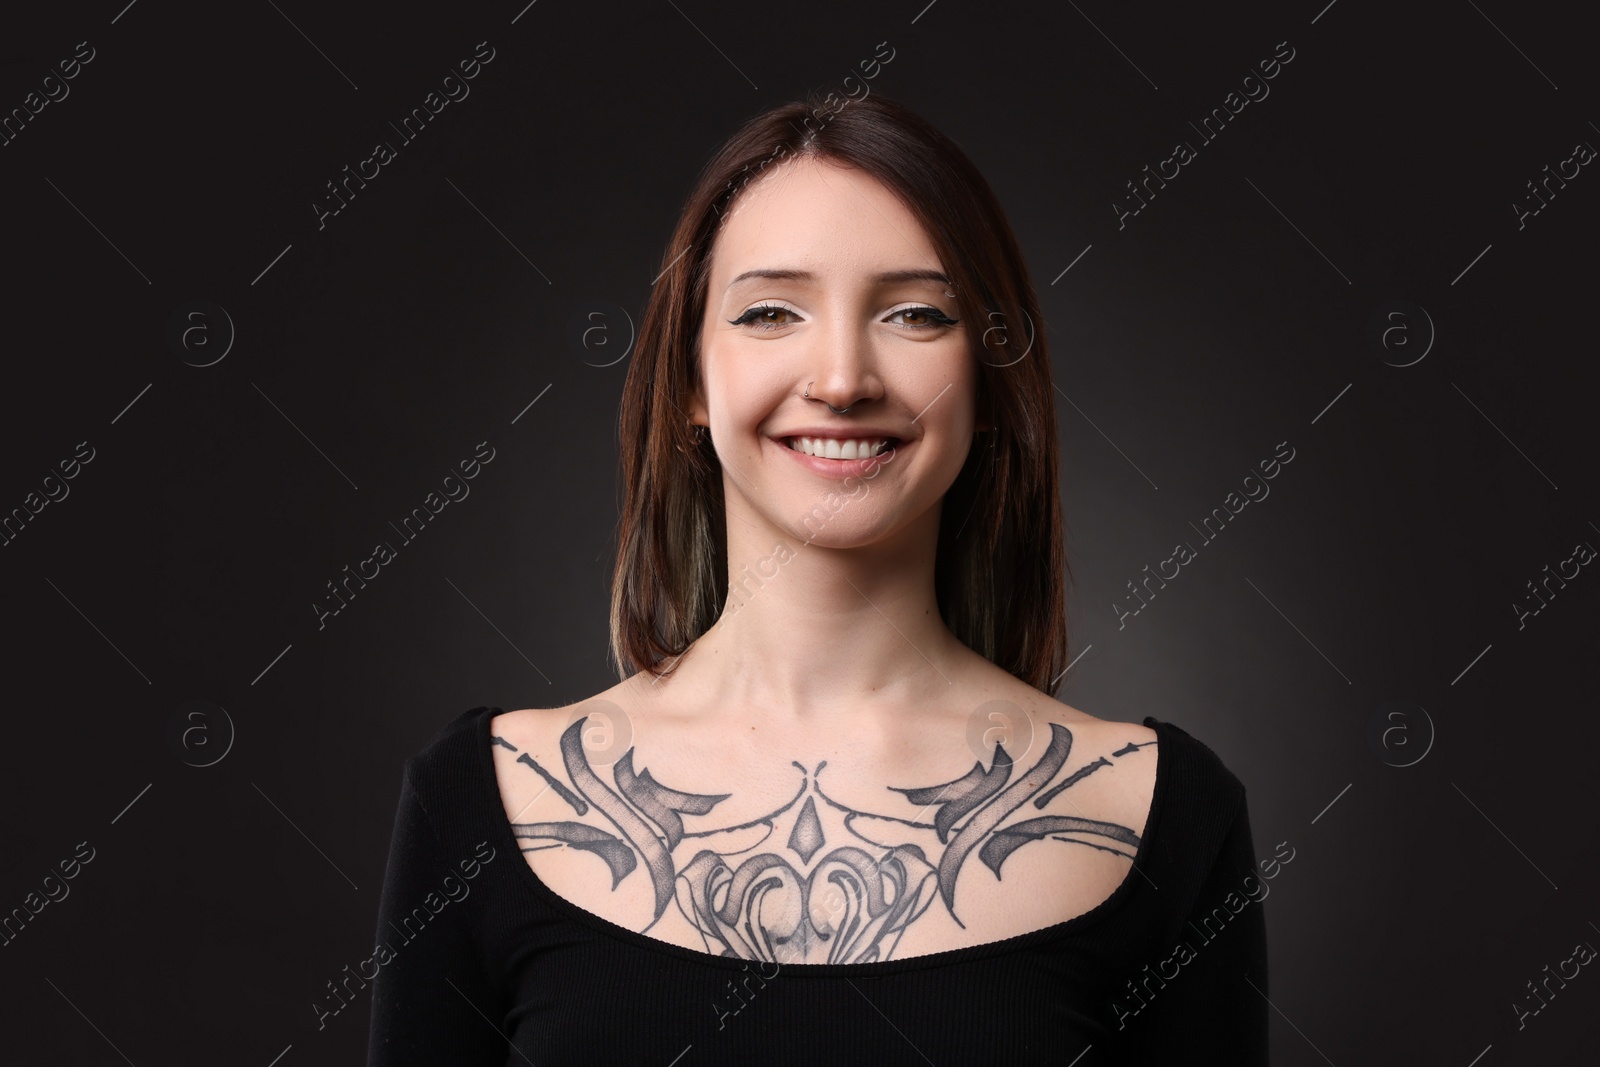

{"left": 666, "top": 501, "right": 963, "bottom": 719}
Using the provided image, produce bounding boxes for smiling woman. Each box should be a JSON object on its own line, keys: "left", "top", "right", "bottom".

{"left": 368, "top": 92, "right": 1267, "bottom": 1066}
{"left": 621, "top": 102, "right": 1062, "bottom": 690}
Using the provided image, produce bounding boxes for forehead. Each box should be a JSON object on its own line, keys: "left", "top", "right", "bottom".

{"left": 707, "top": 156, "right": 944, "bottom": 290}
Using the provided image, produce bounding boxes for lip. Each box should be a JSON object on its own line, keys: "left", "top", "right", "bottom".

{"left": 772, "top": 434, "right": 908, "bottom": 478}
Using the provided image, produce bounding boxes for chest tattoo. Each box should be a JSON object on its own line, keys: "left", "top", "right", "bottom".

{"left": 493, "top": 719, "right": 1154, "bottom": 964}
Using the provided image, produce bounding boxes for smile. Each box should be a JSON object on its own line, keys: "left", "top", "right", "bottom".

{"left": 774, "top": 435, "right": 908, "bottom": 479}
{"left": 783, "top": 436, "right": 897, "bottom": 459}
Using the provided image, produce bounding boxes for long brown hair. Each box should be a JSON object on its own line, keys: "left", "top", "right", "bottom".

{"left": 610, "top": 91, "right": 1069, "bottom": 693}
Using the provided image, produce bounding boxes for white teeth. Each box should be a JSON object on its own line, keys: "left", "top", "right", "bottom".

{"left": 786, "top": 437, "right": 892, "bottom": 458}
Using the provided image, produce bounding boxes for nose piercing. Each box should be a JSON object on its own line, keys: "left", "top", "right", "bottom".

{"left": 805, "top": 381, "right": 853, "bottom": 415}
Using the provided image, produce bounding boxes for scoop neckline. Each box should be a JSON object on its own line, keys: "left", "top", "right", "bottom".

{"left": 472, "top": 704, "right": 1172, "bottom": 977}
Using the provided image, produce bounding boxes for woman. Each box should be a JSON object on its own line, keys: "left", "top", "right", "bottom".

{"left": 367, "top": 92, "right": 1268, "bottom": 1065}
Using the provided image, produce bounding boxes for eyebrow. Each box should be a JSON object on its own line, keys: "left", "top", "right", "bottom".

{"left": 724, "top": 268, "right": 952, "bottom": 292}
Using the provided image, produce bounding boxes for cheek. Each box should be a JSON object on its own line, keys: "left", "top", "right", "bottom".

{"left": 702, "top": 343, "right": 788, "bottom": 431}
{"left": 915, "top": 339, "right": 981, "bottom": 425}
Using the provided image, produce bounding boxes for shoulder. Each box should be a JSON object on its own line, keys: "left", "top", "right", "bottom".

{"left": 1037, "top": 678, "right": 1245, "bottom": 804}
{"left": 971, "top": 673, "right": 1160, "bottom": 770}
{"left": 1031, "top": 698, "right": 1160, "bottom": 831}
{"left": 406, "top": 704, "right": 499, "bottom": 777}
{"left": 956, "top": 661, "right": 1158, "bottom": 751}
{"left": 959, "top": 673, "right": 1163, "bottom": 838}
{"left": 1130, "top": 716, "right": 1254, "bottom": 888}
{"left": 1043, "top": 699, "right": 1159, "bottom": 754}
{"left": 968, "top": 671, "right": 1247, "bottom": 835}
{"left": 404, "top": 680, "right": 638, "bottom": 771}
{"left": 487, "top": 679, "right": 641, "bottom": 760}
{"left": 1140, "top": 715, "right": 1248, "bottom": 811}
{"left": 387, "top": 705, "right": 512, "bottom": 863}
{"left": 484, "top": 682, "right": 645, "bottom": 819}
{"left": 388, "top": 692, "right": 642, "bottom": 865}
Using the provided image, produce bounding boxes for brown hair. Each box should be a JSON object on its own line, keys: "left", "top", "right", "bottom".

{"left": 609, "top": 91, "right": 1069, "bottom": 692}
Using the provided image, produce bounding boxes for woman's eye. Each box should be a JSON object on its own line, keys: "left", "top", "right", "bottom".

{"left": 729, "top": 305, "right": 800, "bottom": 331}
{"left": 728, "top": 304, "right": 960, "bottom": 332}
{"left": 888, "top": 305, "right": 960, "bottom": 330}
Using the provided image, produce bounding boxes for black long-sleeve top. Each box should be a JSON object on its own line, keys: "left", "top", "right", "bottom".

{"left": 364, "top": 706, "right": 1270, "bottom": 1065}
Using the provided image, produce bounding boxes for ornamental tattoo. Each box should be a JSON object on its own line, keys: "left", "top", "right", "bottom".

{"left": 494, "top": 718, "right": 1153, "bottom": 965}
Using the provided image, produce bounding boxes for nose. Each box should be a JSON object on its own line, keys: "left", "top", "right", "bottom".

{"left": 805, "top": 313, "right": 883, "bottom": 413}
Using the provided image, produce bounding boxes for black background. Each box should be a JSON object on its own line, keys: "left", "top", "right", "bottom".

{"left": 1, "top": 0, "right": 1595, "bottom": 1063}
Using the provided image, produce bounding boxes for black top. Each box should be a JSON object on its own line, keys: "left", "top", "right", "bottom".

{"left": 364, "top": 706, "right": 1269, "bottom": 1065}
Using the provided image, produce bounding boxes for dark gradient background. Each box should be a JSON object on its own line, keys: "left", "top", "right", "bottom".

{"left": 2, "top": 1, "right": 1595, "bottom": 1063}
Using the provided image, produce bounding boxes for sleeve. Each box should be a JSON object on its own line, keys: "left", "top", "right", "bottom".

{"left": 366, "top": 760, "right": 509, "bottom": 1066}
{"left": 1124, "top": 791, "right": 1270, "bottom": 1065}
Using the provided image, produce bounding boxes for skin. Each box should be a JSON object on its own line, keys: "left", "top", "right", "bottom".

{"left": 491, "top": 157, "right": 1159, "bottom": 962}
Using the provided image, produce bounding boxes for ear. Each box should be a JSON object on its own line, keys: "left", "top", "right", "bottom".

{"left": 686, "top": 380, "right": 709, "bottom": 428}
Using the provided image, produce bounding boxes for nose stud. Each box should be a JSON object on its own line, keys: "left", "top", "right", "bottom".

{"left": 805, "top": 381, "right": 853, "bottom": 415}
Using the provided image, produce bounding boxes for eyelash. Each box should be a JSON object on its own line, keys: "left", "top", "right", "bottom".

{"left": 727, "top": 304, "right": 960, "bottom": 333}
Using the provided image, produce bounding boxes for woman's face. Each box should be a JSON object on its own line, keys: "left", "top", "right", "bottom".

{"left": 690, "top": 156, "right": 980, "bottom": 550}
